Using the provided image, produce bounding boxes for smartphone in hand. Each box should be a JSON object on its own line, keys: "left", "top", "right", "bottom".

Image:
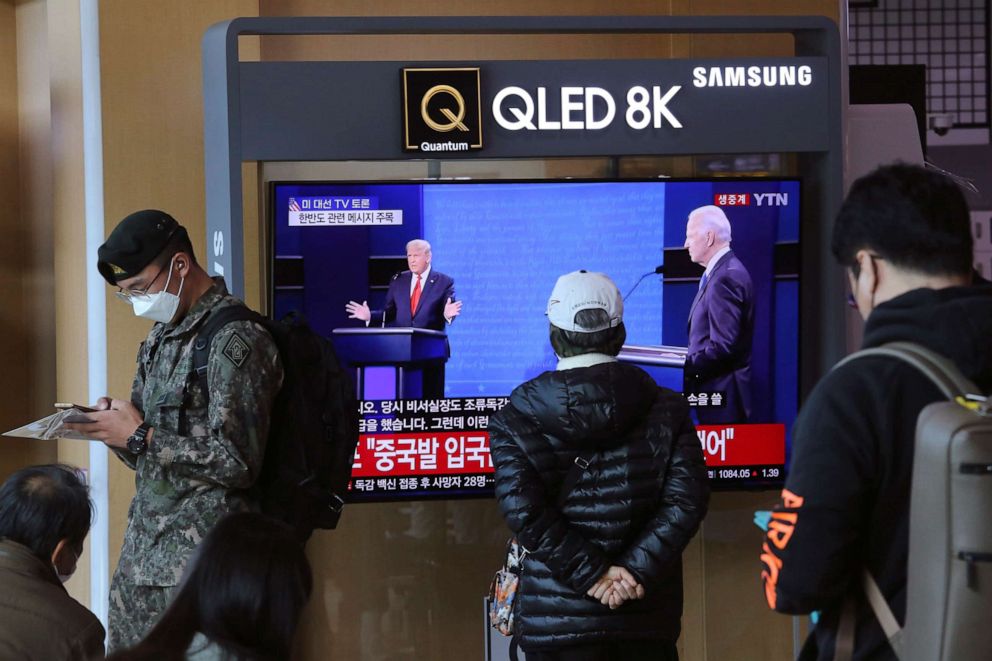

{"left": 55, "top": 402, "right": 97, "bottom": 413}
{"left": 54, "top": 402, "right": 96, "bottom": 423}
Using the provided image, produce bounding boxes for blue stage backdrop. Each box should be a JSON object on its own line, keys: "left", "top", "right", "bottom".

{"left": 423, "top": 182, "right": 667, "bottom": 395}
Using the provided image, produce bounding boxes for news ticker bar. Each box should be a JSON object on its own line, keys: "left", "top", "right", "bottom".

{"left": 347, "top": 472, "right": 495, "bottom": 501}
{"left": 344, "top": 463, "right": 787, "bottom": 503}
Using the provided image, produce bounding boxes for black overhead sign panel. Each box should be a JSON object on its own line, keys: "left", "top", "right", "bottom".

{"left": 239, "top": 57, "right": 830, "bottom": 160}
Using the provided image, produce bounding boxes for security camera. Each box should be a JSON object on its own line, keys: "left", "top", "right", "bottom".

{"left": 928, "top": 113, "right": 955, "bottom": 136}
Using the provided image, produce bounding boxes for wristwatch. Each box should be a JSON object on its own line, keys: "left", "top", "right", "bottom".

{"left": 126, "top": 423, "right": 152, "bottom": 455}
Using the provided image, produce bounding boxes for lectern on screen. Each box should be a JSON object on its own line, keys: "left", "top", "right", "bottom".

{"left": 270, "top": 178, "right": 801, "bottom": 499}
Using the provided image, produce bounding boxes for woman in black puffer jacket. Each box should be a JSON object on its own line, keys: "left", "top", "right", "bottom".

{"left": 490, "top": 271, "right": 710, "bottom": 661}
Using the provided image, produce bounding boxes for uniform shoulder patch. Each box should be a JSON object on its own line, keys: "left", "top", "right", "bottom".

{"left": 222, "top": 332, "right": 252, "bottom": 368}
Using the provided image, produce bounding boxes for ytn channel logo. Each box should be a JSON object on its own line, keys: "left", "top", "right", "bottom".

{"left": 402, "top": 68, "right": 482, "bottom": 153}
{"left": 714, "top": 193, "right": 790, "bottom": 207}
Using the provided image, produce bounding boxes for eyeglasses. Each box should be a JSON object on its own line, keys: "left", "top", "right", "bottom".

{"left": 846, "top": 253, "right": 885, "bottom": 309}
{"left": 114, "top": 260, "right": 169, "bottom": 304}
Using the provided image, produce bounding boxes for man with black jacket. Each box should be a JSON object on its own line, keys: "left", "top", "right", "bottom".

{"left": 490, "top": 270, "right": 710, "bottom": 661}
{"left": 760, "top": 164, "right": 992, "bottom": 659}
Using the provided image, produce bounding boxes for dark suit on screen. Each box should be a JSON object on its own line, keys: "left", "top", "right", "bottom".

{"left": 685, "top": 250, "right": 754, "bottom": 424}
{"left": 370, "top": 269, "right": 456, "bottom": 398}
{"left": 371, "top": 269, "right": 455, "bottom": 331}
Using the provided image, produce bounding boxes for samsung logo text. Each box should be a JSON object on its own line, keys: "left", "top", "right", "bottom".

{"left": 692, "top": 65, "right": 813, "bottom": 88}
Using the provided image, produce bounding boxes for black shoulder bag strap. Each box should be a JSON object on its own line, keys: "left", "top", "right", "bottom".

{"left": 192, "top": 305, "right": 263, "bottom": 396}
{"left": 557, "top": 451, "right": 596, "bottom": 507}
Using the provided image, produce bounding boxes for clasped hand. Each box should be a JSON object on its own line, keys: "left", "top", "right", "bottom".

{"left": 586, "top": 566, "right": 645, "bottom": 610}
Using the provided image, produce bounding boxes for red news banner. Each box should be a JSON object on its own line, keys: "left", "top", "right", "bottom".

{"left": 696, "top": 424, "right": 786, "bottom": 484}
{"left": 349, "top": 398, "right": 787, "bottom": 500}
{"left": 352, "top": 433, "right": 492, "bottom": 478}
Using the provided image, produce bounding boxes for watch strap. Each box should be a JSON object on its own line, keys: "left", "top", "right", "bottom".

{"left": 127, "top": 422, "right": 151, "bottom": 454}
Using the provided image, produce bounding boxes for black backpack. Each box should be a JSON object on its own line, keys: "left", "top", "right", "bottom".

{"left": 193, "top": 305, "right": 359, "bottom": 542}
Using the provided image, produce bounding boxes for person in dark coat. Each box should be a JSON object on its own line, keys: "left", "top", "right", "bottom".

{"left": 345, "top": 238, "right": 462, "bottom": 396}
{"left": 345, "top": 238, "right": 462, "bottom": 331}
{"left": 0, "top": 464, "right": 105, "bottom": 660}
{"left": 683, "top": 205, "right": 755, "bottom": 424}
{"left": 760, "top": 163, "right": 992, "bottom": 660}
{"left": 489, "top": 270, "right": 710, "bottom": 661}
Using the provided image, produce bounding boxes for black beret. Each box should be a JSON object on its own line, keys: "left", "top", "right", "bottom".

{"left": 97, "top": 210, "right": 187, "bottom": 285}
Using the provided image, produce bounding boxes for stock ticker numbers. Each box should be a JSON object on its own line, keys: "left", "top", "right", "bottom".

{"left": 708, "top": 465, "right": 783, "bottom": 486}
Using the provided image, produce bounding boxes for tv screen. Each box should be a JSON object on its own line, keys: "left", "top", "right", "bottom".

{"left": 270, "top": 178, "right": 800, "bottom": 499}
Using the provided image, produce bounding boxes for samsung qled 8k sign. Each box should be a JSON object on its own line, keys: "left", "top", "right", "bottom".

{"left": 491, "top": 64, "right": 814, "bottom": 131}
{"left": 393, "top": 60, "right": 826, "bottom": 157}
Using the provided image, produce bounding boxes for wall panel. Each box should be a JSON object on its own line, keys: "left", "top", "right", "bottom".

{"left": 0, "top": 0, "right": 58, "bottom": 481}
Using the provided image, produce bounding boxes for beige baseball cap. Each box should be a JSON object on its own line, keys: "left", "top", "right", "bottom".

{"left": 546, "top": 270, "right": 624, "bottom": 333}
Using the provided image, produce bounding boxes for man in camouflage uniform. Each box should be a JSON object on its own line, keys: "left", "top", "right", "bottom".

{"left": 67, "top": 210, "right": 282, "bottom": 650}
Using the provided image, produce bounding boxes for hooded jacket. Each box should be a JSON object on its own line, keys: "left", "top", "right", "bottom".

{"left": 489, "top": 360, "right": 709, "bottom": 650}
{"left": 761, "top": 285, "right": 992, "bottom": 660}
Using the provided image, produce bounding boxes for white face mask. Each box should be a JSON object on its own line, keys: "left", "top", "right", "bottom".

{"left": 131, "top": 256, "right": 185, "bottom": 323}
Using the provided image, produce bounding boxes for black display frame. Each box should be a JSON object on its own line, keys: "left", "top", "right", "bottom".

{"left": 268, "top": 175, "right": 804, "bottom": 495}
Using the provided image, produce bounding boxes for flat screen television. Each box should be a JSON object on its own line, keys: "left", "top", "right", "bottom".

{"left": 270, "top": 178, "right": 801, "bottom": 500}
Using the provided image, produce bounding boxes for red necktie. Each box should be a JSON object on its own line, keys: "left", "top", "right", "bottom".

{"left": 410, "top": 274, "right": 422, "bottom": 315}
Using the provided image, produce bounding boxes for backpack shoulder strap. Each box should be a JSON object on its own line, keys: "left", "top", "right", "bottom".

{"left": 835, "top": 571, "right": 905, "bottom": 661}
{"left": 192, "top": 305, "right": 264, "bottom": 390}
{"left": 862, "top": 570, "right": 904, "bottom": 655}
{"left": 835, "top": 341, "right": 981, "bottom": 400}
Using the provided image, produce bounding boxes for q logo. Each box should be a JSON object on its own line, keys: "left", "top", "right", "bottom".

{"left": 402, "top": 67, "right": 482, "bottom": 152}
{"left": 420, "top": 85, "right": 469, "bottom": 132}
